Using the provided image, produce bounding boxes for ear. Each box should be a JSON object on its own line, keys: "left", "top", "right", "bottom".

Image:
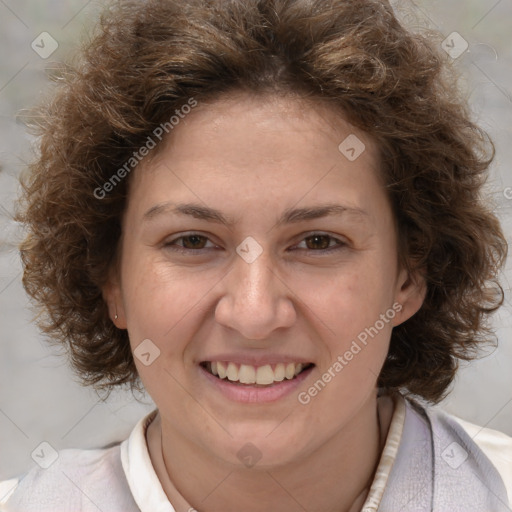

{"left": 101, "top": 266, "right": 128, "bottom": 330}
{"left": 391, "top": 265, "right": 426, "bottom": 327}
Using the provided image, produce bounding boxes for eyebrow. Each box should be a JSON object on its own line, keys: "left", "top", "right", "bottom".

{"left": 142, "top": 201, "right": 369, "bottom": 227}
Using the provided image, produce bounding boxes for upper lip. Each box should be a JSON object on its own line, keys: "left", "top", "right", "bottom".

{"left": 199, "top": 354, "right": 314, "bottom": 366}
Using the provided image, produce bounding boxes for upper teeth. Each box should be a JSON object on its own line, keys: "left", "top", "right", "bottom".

{"left": 209, "top": 362, "right": 305, "bottom": 385}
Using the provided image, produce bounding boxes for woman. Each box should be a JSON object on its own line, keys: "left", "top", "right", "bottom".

{"left": 1, "top": 0, "right": 511, "bottom": 510}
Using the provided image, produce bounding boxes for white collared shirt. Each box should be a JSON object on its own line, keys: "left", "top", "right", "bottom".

{"left": 1, "top": 393, "right": 511, "bottom": 511}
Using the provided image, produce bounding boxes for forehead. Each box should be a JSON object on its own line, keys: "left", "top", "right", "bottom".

{"left": 126, "top": 92, "right": 387, "bottom": 226}
{"left": 135, "top": 91, "right": 382, "bottom": 184}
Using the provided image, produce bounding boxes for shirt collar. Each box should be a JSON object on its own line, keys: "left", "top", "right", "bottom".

{"left": 120, "top": 393, "right": 407, "bottom": 512}
{"left": 120, "top": 409, "right": 178, "bottom": 512}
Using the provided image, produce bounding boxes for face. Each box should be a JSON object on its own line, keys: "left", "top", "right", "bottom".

{"left": 104, "top": 92, "right": 424, "bottom": 467}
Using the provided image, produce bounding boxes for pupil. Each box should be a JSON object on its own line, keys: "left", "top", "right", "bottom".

{"left": 307, "top": 235, "right": 329, "bottom": 250}
{"left": 184, "top": 235, "right": 205, "bottom": 249}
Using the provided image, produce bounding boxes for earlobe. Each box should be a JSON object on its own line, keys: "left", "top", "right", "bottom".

{"left": 101, "top": 274, "right": 127, "bottom": 329}
{"left": 392, "top": 267, "right": 427, "bottom": 327}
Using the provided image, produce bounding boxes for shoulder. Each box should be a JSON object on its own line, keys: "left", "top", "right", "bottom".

{"left": 417, "top": 399, "right": 512, "bottom": 506}
{"left": 377, "top": 395, "right": 511, "bottom": 510}
{"left": 441, "top": 411, "right": 512, "bottom": 497}
{"left": 0, "top": 443, "right": 139, "bottom": 512}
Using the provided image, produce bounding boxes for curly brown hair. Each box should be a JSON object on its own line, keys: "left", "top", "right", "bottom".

{"left": 16, "top": 0, "right": 507, "bottom": 403}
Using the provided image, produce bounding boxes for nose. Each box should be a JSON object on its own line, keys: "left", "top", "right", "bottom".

{"left": 214, "top": 248, "right": 297, "bottom": 340}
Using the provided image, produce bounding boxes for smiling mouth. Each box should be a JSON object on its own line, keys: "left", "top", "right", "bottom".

{"left": 200, "top": 361, "right": 315, "bottom": 387}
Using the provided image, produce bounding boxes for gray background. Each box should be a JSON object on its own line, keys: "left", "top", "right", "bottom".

{"left": 0, "top": 0, "right": 511, "bottom": 481}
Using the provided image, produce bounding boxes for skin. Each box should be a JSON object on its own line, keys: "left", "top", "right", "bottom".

{"left": 103, "top": 91, "right": 426, "bottom": 512}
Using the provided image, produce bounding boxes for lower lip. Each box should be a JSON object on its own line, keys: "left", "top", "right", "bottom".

{"left": 199, "top": 365, "right": 314, "bottom": 403}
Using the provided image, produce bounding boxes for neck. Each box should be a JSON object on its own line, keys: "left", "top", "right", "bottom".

{"left": 147, "top": 393, "right": 392, "bottom": 512}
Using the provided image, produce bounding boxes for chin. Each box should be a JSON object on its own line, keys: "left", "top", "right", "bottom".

{"left": 214, "top": 428, "right": 310, "bottom": 469}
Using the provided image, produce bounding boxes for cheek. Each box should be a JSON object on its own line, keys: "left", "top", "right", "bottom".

{"left": 121, "top": 253, "right": 217, "bottom": 351}
{"left": 295, "top": 259, "right": 395, "bottom": 335}
{"left": 290, "top": 256, "right": 395, "bottom": 394}
{"left": 122, "top": 259, "right": 212, "bottom": 403}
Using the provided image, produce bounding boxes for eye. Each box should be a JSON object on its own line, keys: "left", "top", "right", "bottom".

{"left": 163, "top": 233, "right": 217, "bottom": 253}
{"left": 292, "top": 233, "right": 347, "bottom": 253}
{"left": 163, "top": 232, "right": 347, "bottom": 255}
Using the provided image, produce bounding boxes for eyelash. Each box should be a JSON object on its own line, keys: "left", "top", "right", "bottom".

{"left": 163, "top": 232, "right": 347, "bottom": 255}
